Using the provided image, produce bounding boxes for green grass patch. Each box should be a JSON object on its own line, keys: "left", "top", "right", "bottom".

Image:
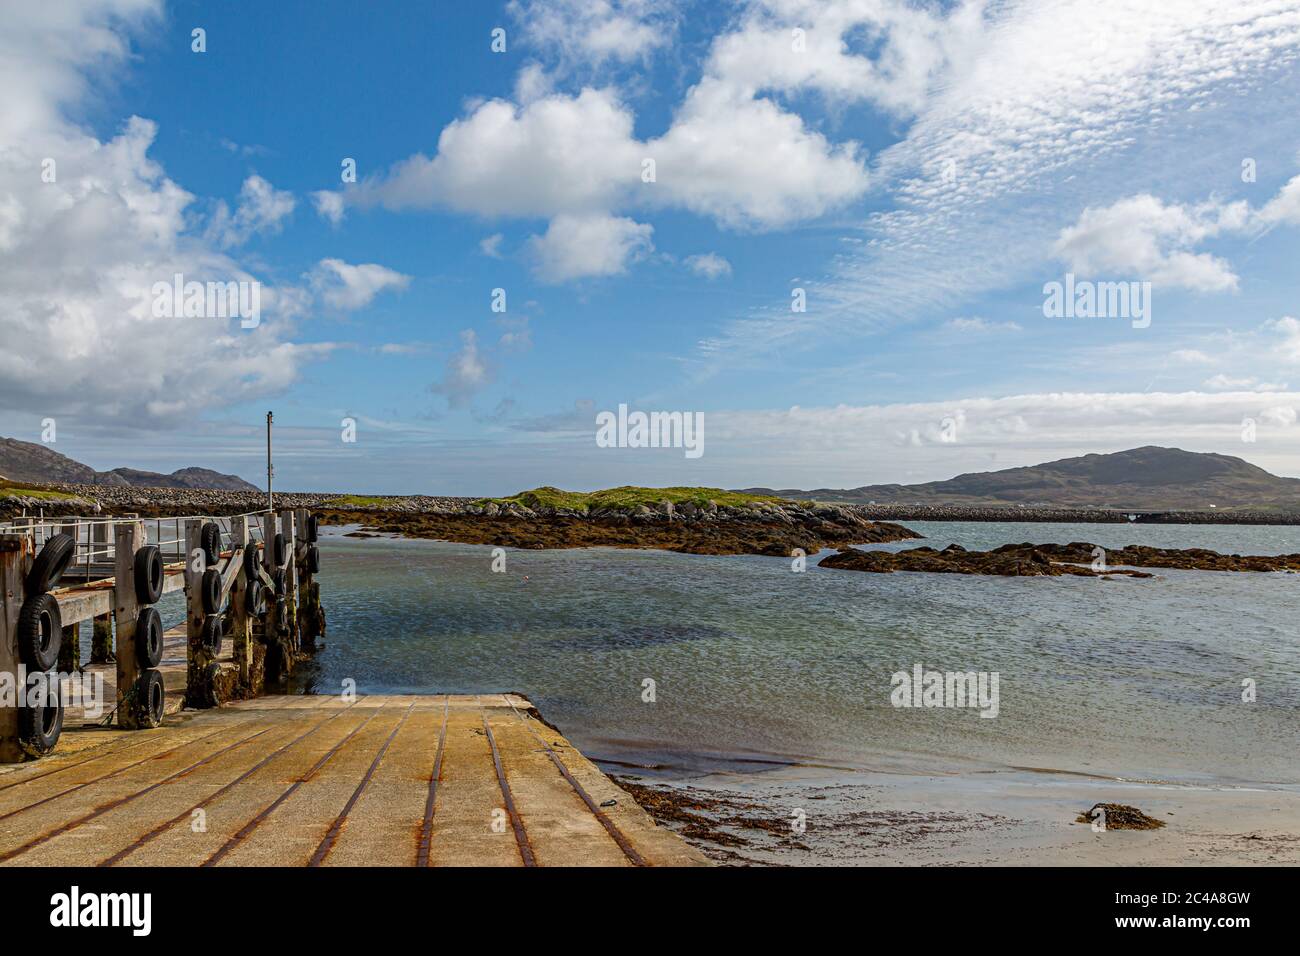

{"left": 0, "top": 482, "right": 80, "bottom": 502}
{"left": 477, "top": 485, "right": 787, "bottom": 512}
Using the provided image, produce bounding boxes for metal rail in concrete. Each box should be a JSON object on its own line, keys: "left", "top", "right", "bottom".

{"left": 0, "top": 693, "right": 708, "bottom": 867}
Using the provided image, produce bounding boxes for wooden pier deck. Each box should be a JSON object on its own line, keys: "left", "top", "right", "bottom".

{"left": 0, "top": 693, "right": 708, "bottom": 867}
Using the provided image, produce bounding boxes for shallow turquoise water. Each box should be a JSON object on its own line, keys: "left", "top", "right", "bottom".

{"left": 302, "top": 522, "right": 1300, "bottom": 787}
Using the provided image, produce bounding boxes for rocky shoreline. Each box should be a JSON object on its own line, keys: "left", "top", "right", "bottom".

{"left": 322, "top": 501, "right": 921, "bottom": 556}
{"left": 819, "top": 541, "right": 1300, "bottom": 576}
{"left": 854, "top": 503, "right": 1300, "bottom": 525}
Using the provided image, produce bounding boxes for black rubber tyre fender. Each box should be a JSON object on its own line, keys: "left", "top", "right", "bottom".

{"left": 275, "top": 595, "right": 287, "bottom": 628}
{"left": 17, "top": 593, "right": 62, "bottom": 671}
{"left": 200, "top": 567, "right": 222, "bottom": 614}
{"left": 201, "top": 615, "right": 223, "bottom": 656}
{"left": 136, "top": 606, "right": 164, "bottom": 669}
{"left": 18, "top": 676, "right": 63, "bottom": 757}
{"left": 242, "top": 542, "right": 261, "bottom": 583}
{"left": 246, "top": 582, "right": 267, "bottom": 617}
{"left": 133, "top": 669, "right": 165, "bottom": 728}
{"left": 306, "top": 544, "right": 320, "bottom": 575}
{"left": 133, "top": 544, "right": 164, "bottom": 605}
{"left": 306, "top": 514, "right": 319, "bottom": 543}
{"left": 26, "top": 533, "right": 75, "bottom": 594}
{"left": 200, "top": 522, "right": 223, "bottom": 567}
{"left": 271, "top": 567, "right": 287, "bottom": 596}
{"left": 271, "top": 532, "right": 287, "bottom": 567}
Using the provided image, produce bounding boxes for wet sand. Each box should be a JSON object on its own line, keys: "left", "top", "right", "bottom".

{"left": 616, "top": 766, "right": 1300, "bottom": 866}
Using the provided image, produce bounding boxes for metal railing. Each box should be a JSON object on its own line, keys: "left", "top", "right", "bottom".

{"left": 0, "top": 511, "right": 272, "bottom": 583}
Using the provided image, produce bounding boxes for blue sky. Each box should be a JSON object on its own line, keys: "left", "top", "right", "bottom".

{"left": 4, "top": 0, "right": 1300, "bottom": 494}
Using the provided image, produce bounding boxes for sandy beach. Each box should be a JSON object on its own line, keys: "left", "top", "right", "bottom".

{"left": 619, "top": 766, "right": 1300, "bottom": 866}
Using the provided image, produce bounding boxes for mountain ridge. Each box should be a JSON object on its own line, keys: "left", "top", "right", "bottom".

{"left": 0, "top": 436, "right": 259, "bottom": 492}
{"left": 739, "top": 446, "right": 1300, "bottom": 512}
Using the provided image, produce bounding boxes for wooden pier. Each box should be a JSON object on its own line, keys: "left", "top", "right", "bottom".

{"left": 0, "top": 693, "right": 706, "bottom": 866}
{"left": 0, "top": 508, "right": 707, "bottom": 866}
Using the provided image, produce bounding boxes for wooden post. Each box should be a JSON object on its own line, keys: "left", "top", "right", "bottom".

{"left": 280, "top": 509, "right": 298, "bottom": 653}
{"left": 261, "top": 513, "right": 281, "bottom": 680}
{"left": 56, "top": 521, "right": 80, "bottom": 672}
{"left": 183, "top": 520, "right": 212, "bottom": 708}
{"left": 295, "top": 508, "right": 317, "bottom": 650}
{"left": 90, "top": 521, "right": 112, "bottom": 663}
{"left": 114, "top": 521, "right": 144, "bottom": 729}
{"left": 229, "top": 516, "right": 251, "bottom": 692}
{"left": 1, "top": 534, "right": 34, "bottom": 761}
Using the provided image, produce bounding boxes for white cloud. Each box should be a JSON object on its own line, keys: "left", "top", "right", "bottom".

{"left": 430, "top": 329, "right": 490, "bottom": 408}
{"left": 684, "top": 252, "right": 732, "bottom": 279}
{"left": 308, "top": 258, "right": 411, "bottom": 311}
{"left": 508, "top": 0, "right": 678, "bottom": 68}
{"left": 206, "top": 174, "right": 296, "bottom": 248}
{"left": 1203, "top": 374, "right": 1287, "bottom": 391}
{"left": 693, "top": 0, "right": 1300, "bottom": 368}
{"left": 1052, "top": 193, "right": 1251, "bottom": 292}
{"left": 706, "top": 0, "right": 987, "bottom": 118}
{"left": 527, "top": 213, "right": 652, "bottom": 282}
{"left": 353, "top": 89, "right": 640, "bottom": 218}
{"left": 479, "top": 233, "right": 505, "bottom": 258}
{"left": 312, "top": 189, "right": 345, "bottom": 226}
{"left": 1171, "top": 349, "right": 1213, "bottom": 364}
{"left": 1266, "top": 315, "right": 1300, "bottom": 361}
{"left": 0, "top": 1, "right": 328, "bottom": 428}
{"left": 649, "top": 78, "right": 869, "bottom": 229}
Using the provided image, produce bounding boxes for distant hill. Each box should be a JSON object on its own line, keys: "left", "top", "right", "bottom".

{"left": 740, "top": 447, "right": 1300, "bottom": 512}
{"left": 0, "top": 437, "right": 259, "bottom": 492}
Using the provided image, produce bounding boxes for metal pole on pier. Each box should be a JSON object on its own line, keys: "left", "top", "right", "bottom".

{"left": 266, "top": 410, "right": 274, "bottom": 511}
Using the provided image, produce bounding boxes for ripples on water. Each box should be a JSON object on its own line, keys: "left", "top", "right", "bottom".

{"left": 299, "top": 522, "right": 1299, "bottom": 786}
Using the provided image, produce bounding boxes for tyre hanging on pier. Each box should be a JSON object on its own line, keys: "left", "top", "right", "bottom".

{"left": 17, "top": 592, "right": 62, "bottom": 671}
{"left": 133, "top": 670, "right": 165, "bottom": 728}
{"left": 17, "top": 675, "right": 63, "bottom": 757}
{"left": 243, "top": 541, "right": 261, "bottom": 582}
{"left": 306, "top": 543, "right": 320, "bottom": 575}
{"left": 26, "top": 533, "right": 75, "bottom": 594}
{"left": 306, "top": 514, "right": 319, "bottom": 542}
{"left": 133, "top": 545, "right": 164, "bottom": 605}
{"left": 271, "top": 532, "right": 287, "bottom": 567}
{"left": 136, "top": 606, "right": 164, "bottom": 669}
{"left": 200, "top": 567, "right": 222, "bottom": 614}
{"left": 246, "top": 580, "right": 267, "bottom": 617}
{"left": 202, "top": 614, "right": 223, "bottom": 656}
{"left": 272, "top": 567, "right": 286, "bottom": 596}
{"left": 200, "top": 522, "right": 223, "bottom": 567}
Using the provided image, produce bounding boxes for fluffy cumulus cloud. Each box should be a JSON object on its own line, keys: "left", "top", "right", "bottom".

{"left": 0, "top": 1, "right": 315, "bottom": 426}
{"left": 330, "top": 0, "right": 975, "bottom": 280}
{"left": 1052, "top": 174, "right": 1300, "bottom": 292}
{"left": 684, "top": 252, "right": 732, "bottom": 279}
{"left": 527, "top": 213, "right": 653, "bottom": 281}
{"left": 0, "top": 1, "right": 408, "bottom": 429}
{"left": 508, "top": 0, "right": 678, "bottom": 68}
{"left": 206, "top": 174, "right": 296, "bottom": 248}
{"left": 308, "top": 259, "right": 411, "bottom": 311}
{"left": 1052, "top": 194, "right": 1247, "bottom": 292}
